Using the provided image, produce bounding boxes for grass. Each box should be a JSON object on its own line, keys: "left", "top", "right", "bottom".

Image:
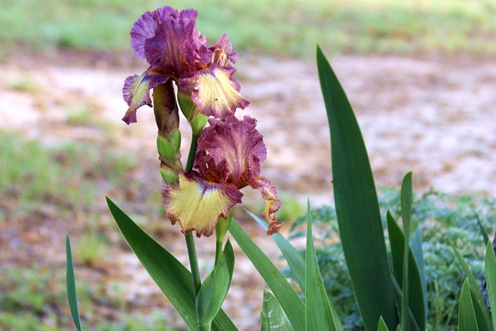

{"left": 0, "top": 131, "right": 178, "bottom": 329}
{"left": 1, "top": 0, "right": 496, "bottom": 59}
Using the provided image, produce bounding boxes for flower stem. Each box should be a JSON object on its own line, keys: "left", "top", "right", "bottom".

{"left": 215, "top": 211, "right": 232, "bottom": 265}
{"left": 185, "top": 133, "right": 201, "bottom": 295}
{"left": 186, "top": 134, "right": 199, "bottom": 172}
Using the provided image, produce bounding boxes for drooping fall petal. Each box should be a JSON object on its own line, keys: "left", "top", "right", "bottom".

{"left": 122, "top": 69, "right": 170, "bottom": 124}
{"left": 250, "top": 177, "right": 282, "bottom": 235}
{"left": 178, "top": 64, "right": 249, "bottom": 118}
{"left": 163, "top": 172, "right": 243, "bottom": 237}
{"left": 194, "top": 116, "right": 266, "bottom": 184}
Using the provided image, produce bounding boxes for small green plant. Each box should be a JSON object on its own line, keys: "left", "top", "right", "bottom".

{"left": 287, "top": 190, "right": 496, "bottom": 330}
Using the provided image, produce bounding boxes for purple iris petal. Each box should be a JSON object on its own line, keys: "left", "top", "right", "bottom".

{"left": 143, "top": 7, "right": 209, "bottom": 75}
{"left": 210, "top": 34, "right": 238, "bottom": 66}
{"left": 130, "top": 10, "right": 157, "bottom": 59}
{"left": 250, "top": 177, "right": 282, "bottom": 234}
{"left": 122, "top": 68, "right": 170, "bottom": 124}
{"left": 195, "top": 116, "right": 266, "bottom": 185}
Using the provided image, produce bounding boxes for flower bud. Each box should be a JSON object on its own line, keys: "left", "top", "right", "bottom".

{"left": 153, "top": 81, "right": 183, "bottom": 183}
{"left": 177, "top": 89, "right": 208, "bottom": 135}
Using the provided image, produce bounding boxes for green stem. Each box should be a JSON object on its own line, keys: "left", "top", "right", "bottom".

{"left": 199, "top": 324, "right": 212, "bottom": 331}
{"left": 185, "top": 133, "right": 201, "bottom": 295}
{"left": 186, "top": 134, "right": 199, "bottom": 172}
{"left": 214, "top": 240, "right": 223, "bottom": 266}
{"left": 186, "top": 232, "right": 201, "bottom": 295}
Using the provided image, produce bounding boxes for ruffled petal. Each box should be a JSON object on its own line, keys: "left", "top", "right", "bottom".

{"left": 121, "top": 69, "right": 170, "bottom": 124}
{"left": 130, "top": 10, "right": 157, "bottom": 59}
{"left": 178, "top": 64, "right": 249, "bottom": 118}
{"left": 144, "top": 7, "right": 209, "bottom": 75}
{"left": 250, "top": 177, "right": 282, "bottom": 235}
{"left": 209, "top": 33, "right": 238, "bottom": 66}
{"left": 195, "top": 116, "right": 266, "bottom": 185}
{"left": 163, "top": 172, "right": 243, "bottom": 237}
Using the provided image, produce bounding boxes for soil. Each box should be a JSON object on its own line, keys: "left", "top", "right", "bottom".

{"left": 1, "top": 50, "right": 495, "bottom": 330}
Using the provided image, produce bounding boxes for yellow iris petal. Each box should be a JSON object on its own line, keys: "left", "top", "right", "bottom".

{"left": 196, "top": 67, "right": 246, "bottom": 117}
{"left": 166, "top": 173, "right": 240, "bottom": 237}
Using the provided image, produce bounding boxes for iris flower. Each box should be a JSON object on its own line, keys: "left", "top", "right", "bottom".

{"left": 122, "top": 6, "right": 249, "bottom": 124}
{"left": 163, "top": 116, "right": 282, "bottom": 237}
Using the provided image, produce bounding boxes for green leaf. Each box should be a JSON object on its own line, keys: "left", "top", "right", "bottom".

{"left": 485, "top": 241, "right": 496, "bottom": 330}
{"left": 106, "top": 197, "right": 237, "bottom": 331}
{"left": 476, "top": 213, "right": 489, "bottom": 246}
{"left": 305, "top": 201, "right": 343, "bottom": 331}
{"left": 452, "top": 243, "right": 492, "bottom": 331}
{"left": 260, "top": 290, "right": 292, "bottom": 331}
{"left": 387, "top": 212, "right": 423, "bottom": 331}
{"left": 459, "top": 278, "right": 480, "bottom": 331}
{"left": 196, "top": 240, "right": 235, "bottom": 329}
{"left": 246, "top": 209, "right": 306, "bottom": 292}
{"left": 66, "top": 234, "right": 82, "bottom": 331}
{"left": 317, "top": 45, "right": 397, "bottom": 330}
{"left": 229, "top": 220, "right": 305, "bottom": 331}
{"left": 400, "top": 172, "right": 413, "bottom": 331}
{"left": 410, "top": 229, "right": 427, "bottom": 316}
{"left": 377, "top": 317, "right": 390, "bottom": 331}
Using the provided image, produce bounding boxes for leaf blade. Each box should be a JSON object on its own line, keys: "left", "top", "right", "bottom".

{"left": 459, "top": 278, "right": 480, "bottom": 331}
{"left": 106, "top": 197, "right": 237, "bottom": 331}
{"left": 66, "top": 234, "right": 82, "bottom": 331}
{"left": 317, "top": 45, "right": 397, "bottom": 330}
{"left": 260, "top": 290, "right": 293, "bottom": 331}
{"left": 485, "top": 240, "right": 496, "bottom": 330}
{"left": 196, "top": 240, "right": 235, "bottom": 329}
{"left": 246, "top": 209, "right": 306, "bottom": 292}
{"left": 305, "top": 202, "right": 342, "bottom": 331}
{"left": 229, "top": 220, "right": 305, "bottom": 331}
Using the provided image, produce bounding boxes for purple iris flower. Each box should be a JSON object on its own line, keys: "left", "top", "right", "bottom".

{"left": 122, "top": 6, "right": 249, "bottom": 124}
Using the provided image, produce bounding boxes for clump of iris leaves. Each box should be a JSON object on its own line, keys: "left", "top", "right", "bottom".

{"left": 285, "top": 189, "right": 496, "bottom": 331}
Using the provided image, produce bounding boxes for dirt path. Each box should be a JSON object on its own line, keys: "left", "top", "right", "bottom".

{"left": 2, "top": 54, "right": 495, "bottom": 202}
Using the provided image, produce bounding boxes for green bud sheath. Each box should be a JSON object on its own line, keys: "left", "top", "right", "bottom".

{"left": 177, "top": 89, "right": 208, "bottom": 135}
{"left": 153, "top": 81, "right": 182, "bottom": 183}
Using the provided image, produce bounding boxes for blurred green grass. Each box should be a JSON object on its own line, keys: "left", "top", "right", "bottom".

{"left": 1, "top": 0, "right": 496, "bottom": 58}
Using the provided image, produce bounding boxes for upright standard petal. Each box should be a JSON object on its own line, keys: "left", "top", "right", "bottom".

{"left": 163, "top": 172, "right": 243, "bottom": 237}
{"left": 178, "top": 64, "right": 249, "bottom": 118}
{"left": 210, "top": 34, "right": 238, "bottom": 66}
{"left": 143, "top": 7, "right": 208, "bottom": 75}
{"left": 122, "top": 69, "right": 170, "bottom": 124}
{"left": 194, "top": 116, "right": 266, "bottom": 185}
{"left": 250, "top": 177, "right": 282, "bottom": 235}
{"left": 130, "top": 10, "right": 157, "bottom": 59}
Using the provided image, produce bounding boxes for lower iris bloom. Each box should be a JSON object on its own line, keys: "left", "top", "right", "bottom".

{"left": 163, "top": 116, "right": 282, "bottom": 237}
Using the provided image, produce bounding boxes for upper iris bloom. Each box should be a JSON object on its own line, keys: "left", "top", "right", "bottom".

{"left": 122, "top": 6, "right": 249, "bottom": 124}
{"left": 163, "top": 116, "right": 282, "bottom": 237}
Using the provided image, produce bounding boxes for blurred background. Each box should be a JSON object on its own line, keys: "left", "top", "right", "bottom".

{"left": 1, "top": 0, "right": 495, "bottom": 329}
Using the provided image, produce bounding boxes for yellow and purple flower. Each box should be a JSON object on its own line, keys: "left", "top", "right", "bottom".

{"left": 163, "top": 116, "right": 282, "bottom": 237}
{"left": 122, "top": 6, "right": 249, "bottom": 124}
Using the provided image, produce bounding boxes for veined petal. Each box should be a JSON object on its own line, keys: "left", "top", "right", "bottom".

{"left": 163, "top": 172, "right": 243, "bottom": 237}
{"left": 195, "top": 116, "right": 266, "bottom": 185}
{"left": 178, "top": 64, "right": 249, "bottom": 118}
{"left": 122, "top": 69, "right": 170, "bottom": 124}
{"left": 144, "top": 7, "right": 208, "bottom": 75}
{"left": 250, "top": 177, "right": 282, "bottom": 235}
